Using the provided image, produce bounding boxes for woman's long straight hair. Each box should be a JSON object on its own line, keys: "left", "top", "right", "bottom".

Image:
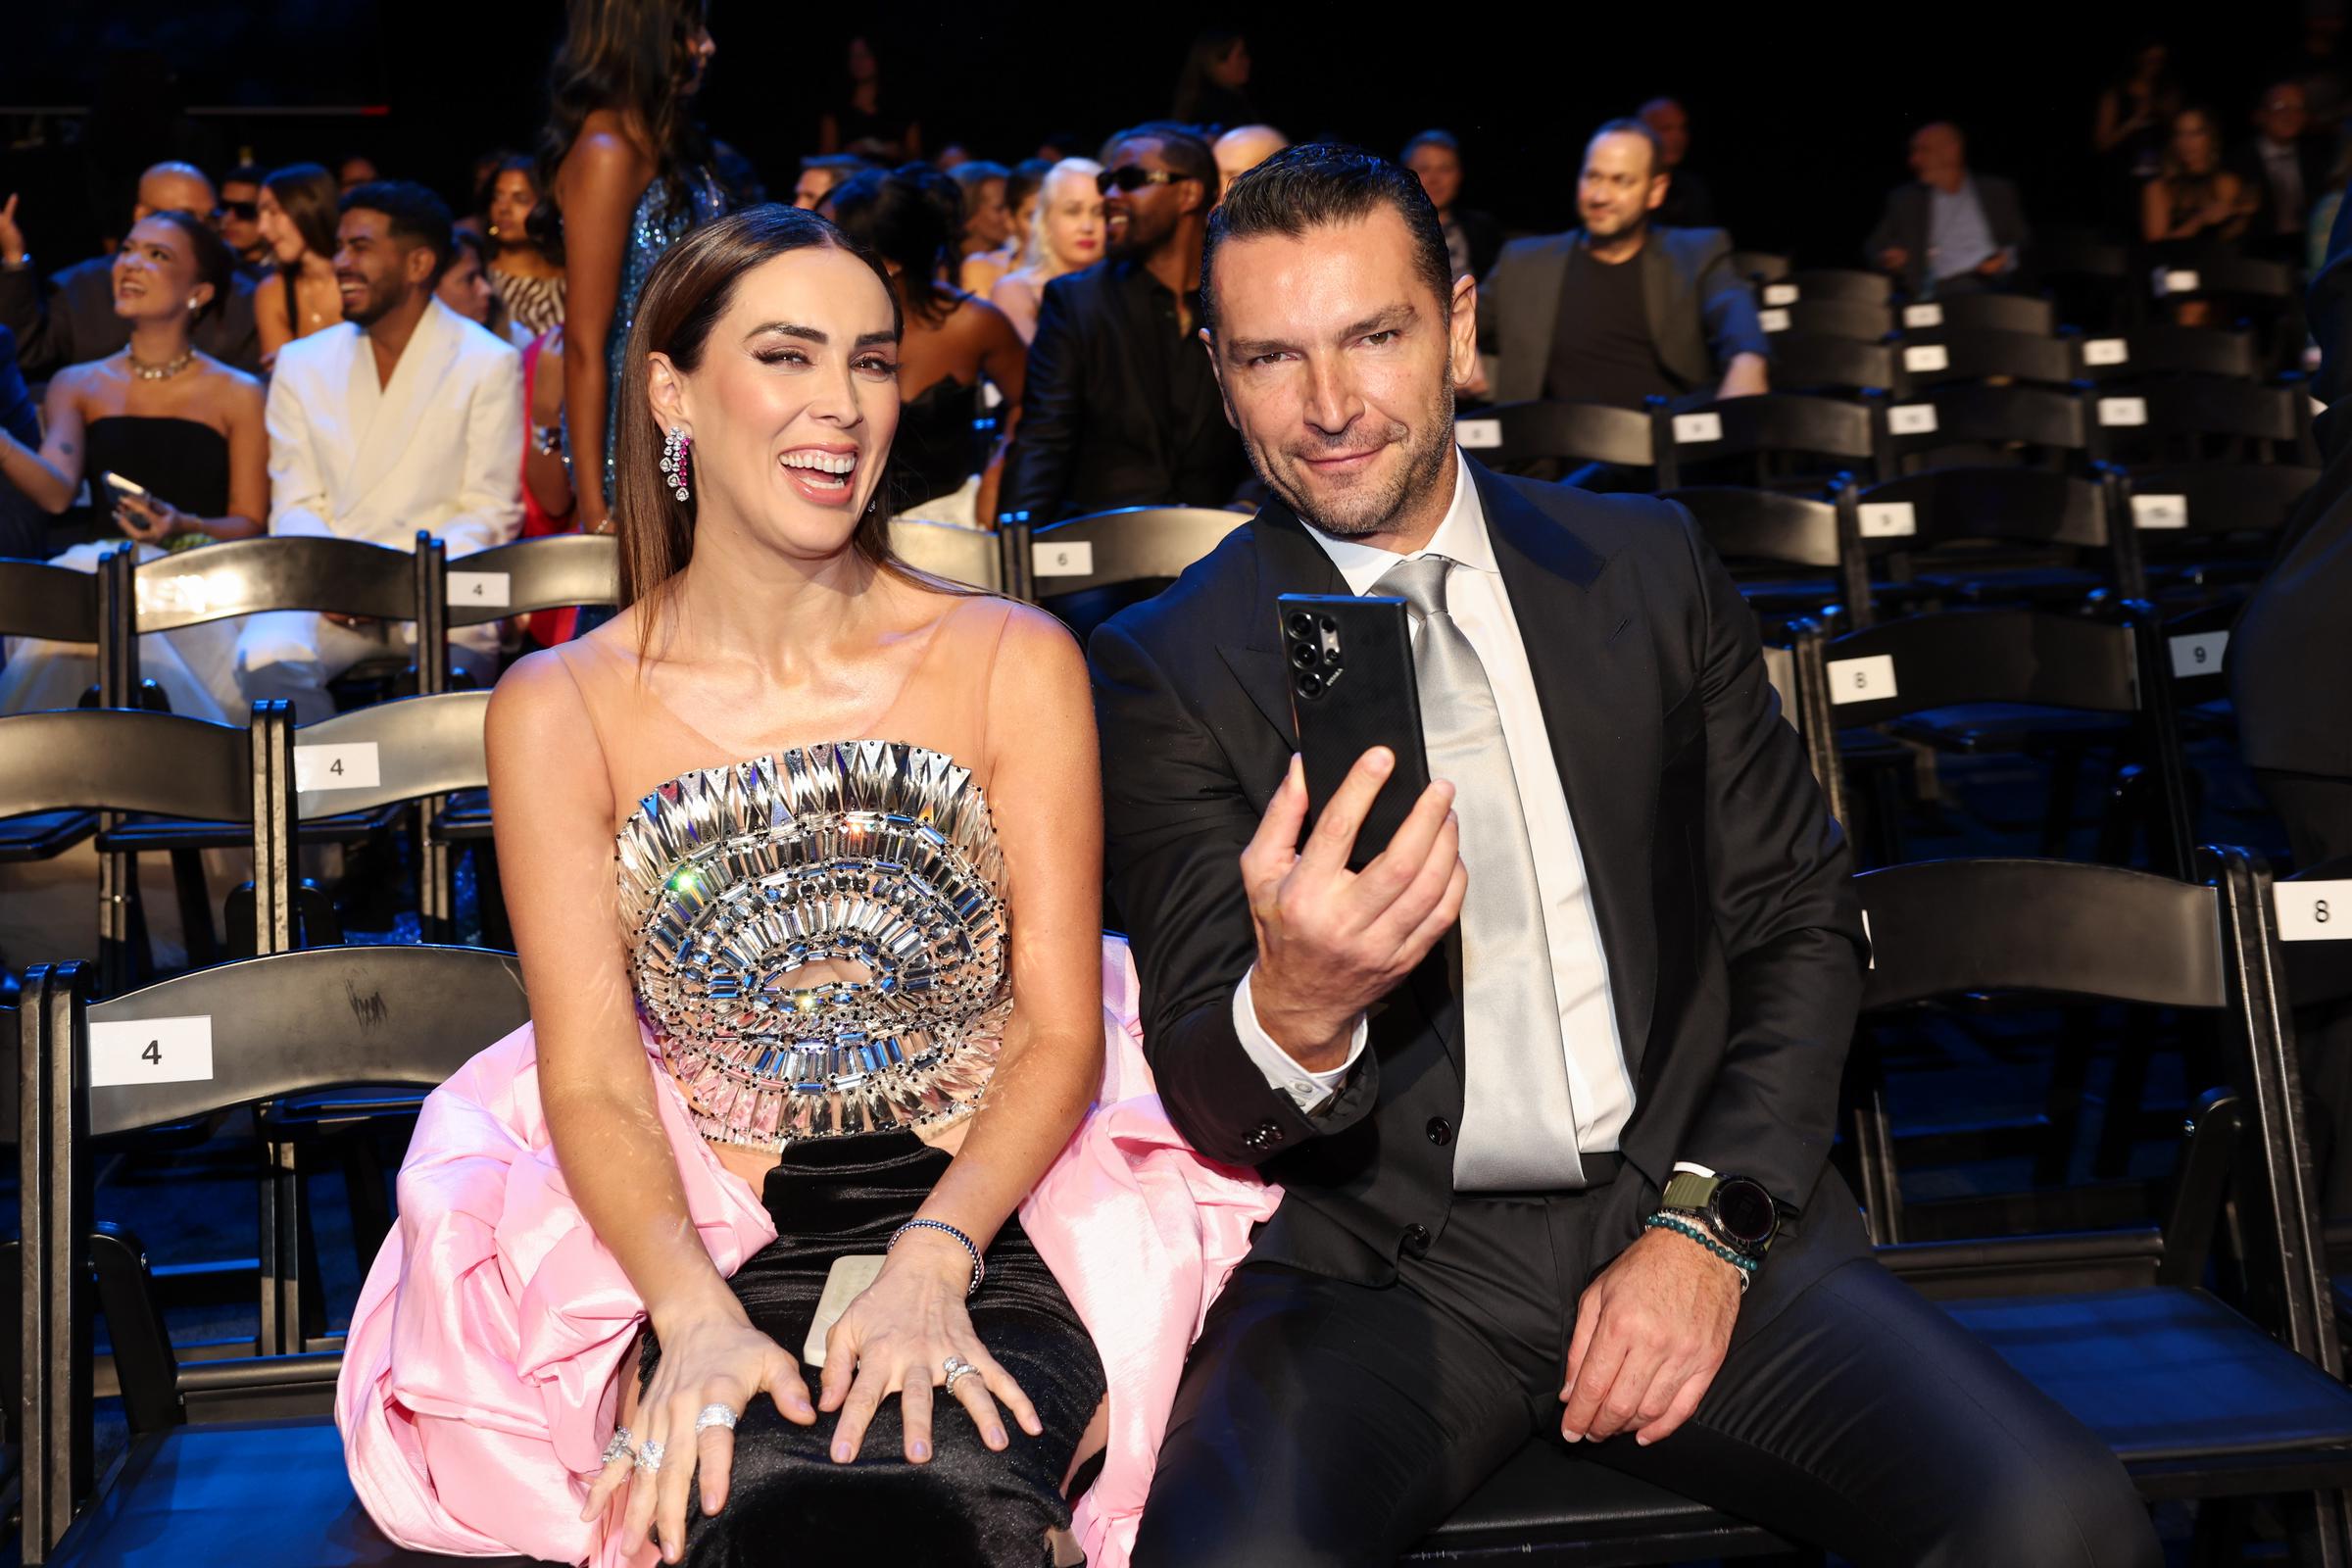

{"left": 611, "top": 205, "right": 909, "bottom": 640}
{"left": 532, "top": 0, "right": 710, "bottom": 256}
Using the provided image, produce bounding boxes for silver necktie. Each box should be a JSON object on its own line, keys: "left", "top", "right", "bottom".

{"left": 1373, "top": 554, "right": 1586, "bottom": 1190}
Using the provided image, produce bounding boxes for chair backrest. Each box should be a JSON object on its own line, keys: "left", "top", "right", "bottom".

{"left": 2029, "top": 234, "right": 2130, "bottom": 281}
{"left": 1898, "top": 293, "right": 2056, "bottom": 338}
{"left": 1768, "top": 298, "right": 1894, "bottom": 342}
{"left": 2074, "top": 325, "right": 2260, "bottom": 382}
{"left": 1766, "top": 333, "right": 1897, "bottom": 398}
{"left": 2160, "top": 597, "right": 2236, "bottom": 708}
{"left": 443, "top": 532, "right": 620, "bottom": 627}
{"left": 2151, "top": 252, "right": 2297, "bottom": 305}
{"left": 1454, "top": 400, "right": 1656, "bottom": 471}
{"left": 1661, "top": 486, "right": 1846, "bottom": 571}
{"left": 1879, "top": 382, "right": 2089, "bottom": 472}
{"left": 1805, "top": 606, "right": 2145, "bottom": 726}
{"left": 1780, "top": 269, "right": 1893, "bottom": 306}
{"left": 1850, "top": 464, "right": 2111, "bottom": 554}
{"left": 2278, "top": 855, "right": 2352, "bottom": 1011}
{"left": 1007, "top": 507, "right": 1244, "bottom": 600}
{"left": 1895, "top": 329, "right": 2077, "bottom": 389}
{"left": 0, "top": 546, "right": 132, "bottom": 708}
{"left": 2089, "top": 376, "right": 2315, "bottom": 465}
{"left": 888, "top": 517, "right": 1007, "bottom": 592}
{"left": 2118, "top": 462, "right": 2319, "bottom": 542}
{"left": 1655, "top": 395, "right": 1879, "bottom": 489}
{"left": 13, "top": 944, "right": 533, "bottom": 1552}
{"left": 288, "top": 690, "right": 489, "bottom": 817}
{"left": 133, "top": 535, "right": 435, "bottom": 631}
{"left": 1731, "top": 250, "right": 1792, "bottom": 284}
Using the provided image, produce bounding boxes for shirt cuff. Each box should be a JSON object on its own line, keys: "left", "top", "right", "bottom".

{"left": 1670, "top": 1160, "right": 1716, "bottom": 1179}
{"left": 1232, "top": 965, "right": 1367, "bottom": 1114}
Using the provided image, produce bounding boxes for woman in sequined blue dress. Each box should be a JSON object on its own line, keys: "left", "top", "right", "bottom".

{"left": 542, "top": 0, "right": 729, "bottom": 560}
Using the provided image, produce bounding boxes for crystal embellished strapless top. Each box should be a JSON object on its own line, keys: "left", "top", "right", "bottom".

{"left": 617, "top": 740, "right": 1011, "bottom": 1151}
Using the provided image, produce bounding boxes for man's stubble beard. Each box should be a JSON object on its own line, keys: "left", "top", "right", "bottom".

{"left": 1242, "top": 367, "right": 1457, "bottom": 540}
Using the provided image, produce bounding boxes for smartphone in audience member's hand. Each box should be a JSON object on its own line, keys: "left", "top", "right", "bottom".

{"left": 1277, "top": 594, "right": 1433, "bottom": 869}
{"left": 97, "top": 470, "right": 148, "bottom": 510}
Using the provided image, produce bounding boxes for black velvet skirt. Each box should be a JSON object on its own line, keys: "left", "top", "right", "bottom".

{"left": 640, "top": 1130, "right": 1106, "bottom": 1568}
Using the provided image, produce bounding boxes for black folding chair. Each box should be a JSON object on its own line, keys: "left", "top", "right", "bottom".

{"left": 1791, "top": 604, "right": 2191, "bottom": 876}
{"left": 2117, "top": 463, "right": 2320, "bottom": 592}
{"left": 1663, "top": 485, "right": 1870, "bottom": 630}
{"left": 1001, "top": 506, "right": 1245, "bottom": 610}
{"left": 1729, "top": 249, "right": 1791, "bottom": 286}
{"left": 13, "top": 945, "right": 542, "bottom": 1566}
{"left": 2029, "top": 231, "right": 2134, "bottom": 334}
{"left": 1841, "top": 850, "right": 2352, "bottom": 1568}
{"left": 1779, "top": 268, "right": 1892, "bottom": 306}
{"left": 1767, "top": 298, "right": 1893, "bottom": 342}
{"left": 2148, "top": 251, "right": 2305, "bottom": 370}
{"left": 0, "top": 548, "right": 132, "bottom": 869}
{"left": 1897, "top": 293, "right": 2057, "bottom": 338}
{"left": 2089, "top": 376, "right": 2319, "bottom": 468}
{"left": 1763, "top": 332, "right": 1897, "bottom": 400}
{"left": 1845, "top": 464, "right": 2141, "bottom": 610}
{"left": 2071, "top": 324, "right": 2263, "bottom": 384}
{"left": 1878, "top": 381, "right": 2093, "bottom": 476}
{"left": 1894, "top": 328, "right": 2078, "bottom": 390}
{"left": 1453, "top": 400, "right": 1659, "bottom": 480}
{"left": 1653, "top": 394, "right": 1880, "bottom": 491}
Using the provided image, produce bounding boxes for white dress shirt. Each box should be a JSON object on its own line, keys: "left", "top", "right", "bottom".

{"left": 1235, "top": 451, "right": 1637, "bottom": 1153}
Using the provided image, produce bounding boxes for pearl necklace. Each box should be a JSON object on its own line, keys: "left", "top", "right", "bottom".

{"left": 126, "top": 348, "right": 194, "bottom": 381}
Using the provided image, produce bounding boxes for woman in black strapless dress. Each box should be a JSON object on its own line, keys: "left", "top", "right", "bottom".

{"left": 0, "top": 210, "right": 266, "bottom": 719}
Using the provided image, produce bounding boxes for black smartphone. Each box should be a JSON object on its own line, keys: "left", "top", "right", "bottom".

{"left": 1277, "top": 593, "right": 1433, "bottom": 869}
{"left": 98, "top": 471, "right": 148, "bottom": 509}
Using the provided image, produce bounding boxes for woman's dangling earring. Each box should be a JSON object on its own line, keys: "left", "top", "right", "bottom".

{"left": 661, "top": 425, "right": 691, "bottom": 503}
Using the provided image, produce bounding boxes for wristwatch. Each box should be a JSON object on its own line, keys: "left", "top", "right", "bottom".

{"left": 1660, "top": 1171, "right": 1783, "bottom": 1260}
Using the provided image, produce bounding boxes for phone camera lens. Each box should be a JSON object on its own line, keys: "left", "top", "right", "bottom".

{"left": 1290, "top": 641, "right": 1319, "bottom": 669}
{"left": 1295, "top": 671, "right": 1324, "bottom": 699}
{"left": 1286, "top": 612, "right": 1317, "bottom": 641}
{"left": 1317, "top": 615, "right": 1339, "bottom": 633}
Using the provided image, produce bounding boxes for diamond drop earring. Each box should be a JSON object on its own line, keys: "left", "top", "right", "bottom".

{"left": 661, "top": 425, "right": 692, "bottom": 503}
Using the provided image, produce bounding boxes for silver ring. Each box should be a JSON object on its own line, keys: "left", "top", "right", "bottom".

{"left": 694, "top": 1403, "right": 739, "bottom": 1434}
{"left": 634, "top": 1438, "right": 665, "bottom": 1473}
{"left": 600, "top": 1426, "right": 635, "bottom": 1466}
{"left": 942, "top": 1354, "right": 980, "bottom": 1395}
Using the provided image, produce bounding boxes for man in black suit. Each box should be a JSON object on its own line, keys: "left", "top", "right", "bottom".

{"left": 1095, "top": 144, "right": 2158, "bottom": 1568}
{"left": 0, "top": 163, "right": 262, "bottom": 379}
{"left": 1001, "top": 123, "right": 1249, "bottom": 523}
{"left": 1477, "top": 120, "right": 1767, "bottom": 409}
{"left": 2231, "top": 81, "right": 2331, "bottom": 266}
{"left": 1402, "top": 130, "right": 1503, "bottom": 288}
{"left": 1863, "top": 122, "right": 2030, "bottom": 296}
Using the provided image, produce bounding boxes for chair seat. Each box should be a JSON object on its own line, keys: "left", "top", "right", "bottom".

{"left": 1948, "top": 1288, "right": 2352, "bottom": 1480}
{"left": 1918, "top": 566, "right": 2107, "bottom": 606}
{"left": 1405, "top": 1440, "right": 1789, "bottom": 1564}
{"left": 1732, "top": 577, "right": 1840, "bottom": 615}
{"left": 1885, "top": 704, "right": 2134, "bottom": 754}
{"left": 96, "top": 803, "right": 407, "bottom": 853}
{"left": 0, "top": 808, "right": 99, "bottom": 863}
{"left": 50, "top": 1416, "right": 557, "bottom": 1567}
{"left": 437, "top": 787, "right": 494, "bottom": 842}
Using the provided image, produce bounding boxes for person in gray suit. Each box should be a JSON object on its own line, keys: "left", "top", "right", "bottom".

{"left": 1476, "top": 120, "right": 1768, "bottom": 411}
{"left": 1864, "top": 122, "right": 2030, "bottom": 296}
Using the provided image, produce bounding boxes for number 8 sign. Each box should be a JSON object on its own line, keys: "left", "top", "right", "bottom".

{"left": 2278, "top": 881, "right": 2352, "bottom": 942}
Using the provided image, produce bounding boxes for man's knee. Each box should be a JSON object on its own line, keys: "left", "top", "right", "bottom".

{"left": 1938, "top": 1430, "right": 2156, "bottom": 1568}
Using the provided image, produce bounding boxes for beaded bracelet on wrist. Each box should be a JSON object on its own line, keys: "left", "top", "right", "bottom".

{"left": 889, "top": 1218, "right": 986, "bottom": 1298}
{"left": 1643, "top": 1211, "right": 1757, "bottom": 1292}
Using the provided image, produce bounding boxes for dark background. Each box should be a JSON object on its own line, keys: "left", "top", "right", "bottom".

{"left": 0, "top": 1, "right": 2328, "bottom": 265}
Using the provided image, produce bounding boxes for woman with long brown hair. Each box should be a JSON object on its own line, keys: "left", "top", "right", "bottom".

{"left": 251, "top": 162, "right": 343, "bottom": 370}
{"left": 338, "top": 204, "right": 1276, "bottom": 1568}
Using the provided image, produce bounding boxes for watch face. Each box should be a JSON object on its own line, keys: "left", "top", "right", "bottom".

{"left": 1716, "top": 1180, "right": 1777, "bottom": 1245}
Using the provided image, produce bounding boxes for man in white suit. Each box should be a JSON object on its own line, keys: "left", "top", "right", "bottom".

{"left": 238, "top": 181, "right": 521, "bottom": 722}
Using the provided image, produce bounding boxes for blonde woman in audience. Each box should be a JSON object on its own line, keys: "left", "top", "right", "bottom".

{"left": 252, "top": 163, "right": 345, "bottom": 371}
{"left": 988, "top": 159, "right": 1102, "bottom": 344}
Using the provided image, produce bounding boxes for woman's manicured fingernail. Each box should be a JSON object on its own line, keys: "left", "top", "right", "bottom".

{"left": 832, "top": 1442, "right": 851, "bottom": 1462}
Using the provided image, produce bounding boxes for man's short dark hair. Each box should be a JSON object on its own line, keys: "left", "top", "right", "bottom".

{"left": 1102, "top": 122, "right": 1217, "bottom": 190}
{"left": 221, "top": 162, "right": 267, "bottom": 190}
{"left": 1201, "top": 142, "right": 1452, "bottom": 336}
{"left": 340, "top": 179, "right": 455, "bottom": 285}
{"left": 1586, "top": 118, "right": 1664, "bottom": 175}
{"left": 1400, "top": 129, "right": 1459, "bottom": 163}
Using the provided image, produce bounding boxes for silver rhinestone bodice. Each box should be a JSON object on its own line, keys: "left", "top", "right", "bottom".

{"left": 618, "top": 741, "right": 1009, "bottom": 1149}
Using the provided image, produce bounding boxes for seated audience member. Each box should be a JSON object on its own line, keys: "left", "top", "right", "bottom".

{"left": 1865, "top": 122, "right": 2030, "bottom": 295}
{"left": 992, "top": 157, "right": 1104, "bottom": 343}
{"left": 0, "top": 212, "right": 264, "bottom": 721}
{"left": 794, "top": 154, "right": 869, "bottom": 211}
{"left": 1037, "top": 129, "right": 1087, "bottom": 163}
{"left": 483, "top": 155, "right": 565, "bottom": 336}
{"left": 1481, "top": 119, "right": 1768, "bottom": 409}
{"left": 215, "top": 162, "right": 273, "bottom": 281}
{"left": 0, "top": 163, "right": 262, "bottom": 378}
{"left": 236, "top": 181, "right": 521, "bottom": 721}
{"left": 1638, "top": 96, "right": 1718, "bottom": 227}
{"left": 1099, "top": 139, "right": 2164, "bottom": 1568}
{"left": 2233, "top": 81, "right": 2329, "bottom": 263}
{"left": 337, "top": 154, "right": 380, "bottom": 192}
{"left": 953, "top": 161, "right": 1016, "bottom": 291}
{"left": 439, "top": 228, "right": 532, "bottom": 348}
{"left": 1402, "top": 129, "right": 1502, "bottom": 284}
{"left": 0, "top": 324, "right": 40, "bottom": 558}
{"left": 2144, "top": 106, "right": 2250, "bottom": 247}
{"left": 829, "top": 167, "right": 1027, "bottom": 527}
{"left": 1214, "top": 124, "right": 1290, "bottom": 199}
{"left": 254, "top": 162, "right": 347, "bottom": 370}
{"left": 1003, "top": 122, "right": 1250, "bottom": 521}
{"left": 1004, "top": 159, "right": 1054, "bottom": 246}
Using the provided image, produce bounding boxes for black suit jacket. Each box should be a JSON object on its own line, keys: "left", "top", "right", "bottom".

{"left": 1480, "top": 227, "right": 1769, "bottom": 405}
{"left": 2233, "top": 192, "right": 2352, "bottom": 777}
{"left": 2230, "top": 137, "right": 2331, "bottom": 241}
{"left": 0, "top": 255, "right": 261, "bottom": 380}
{"left": 1089, "top": 462, "right": 1869, "bottom": 1296}
{"left": 1862, "top": 175, "right": 2031, "bottom": 295}
{"left": 1002, "top": 258, "right": 1249, "bottom": 523}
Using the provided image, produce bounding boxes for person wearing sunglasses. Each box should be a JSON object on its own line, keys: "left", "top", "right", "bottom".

{"left": 215, "top": 163, "right": 274, "bottom": 282}
{"left": 1002, "top": 122, "right": 1249, "bottom": 533}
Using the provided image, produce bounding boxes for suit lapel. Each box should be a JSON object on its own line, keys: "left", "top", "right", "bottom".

{"left": 1217, "top": 498, "right": 1346, "bottom": 747}
{"left": 1474, "top": 463, "right": 1660, "bottom": 1072}
{"left": 1639, "top": 237, "right": 1680, "bottom": 388}
{"left": 344, "top": 301, "right": 462, "bottom": 509}
{"left": 1502, "top": 236, "right": 1574, "bottom": 404}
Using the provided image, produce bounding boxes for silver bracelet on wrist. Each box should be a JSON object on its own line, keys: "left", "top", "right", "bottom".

{"left": 889, "top": 1218, "right": 986, "bottom": 1298}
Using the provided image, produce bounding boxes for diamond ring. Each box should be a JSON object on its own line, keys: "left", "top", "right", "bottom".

{"left": 942, "top": 1354, "right": 980, "bottom": 1395}
{"left": 600, "top": 1426, "right": 635, "bottom": 1466}
{"left": 634, "top": 1438, "right": 666, "bottom": 1473}
{"left": 694, "top": 1403, "right": 739, "bottom": 1434}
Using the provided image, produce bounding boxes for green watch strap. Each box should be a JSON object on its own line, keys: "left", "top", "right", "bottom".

{"left": 1661, "top": 1170, "right": 1717, "bottom": 1211}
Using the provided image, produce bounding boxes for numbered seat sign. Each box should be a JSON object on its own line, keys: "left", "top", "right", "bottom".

{"left": 89, "top": 1014, "right": 216, "bottom": 1088}
{"left": 1827, "top": 654, "right": 1897, "bottom": 704}
{"left": 2277, "top": 881, "right": 2352, "bottom": 942}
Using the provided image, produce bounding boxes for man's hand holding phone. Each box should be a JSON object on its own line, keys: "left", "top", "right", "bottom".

{"left": 1238, "top": 748, "right": 1467, "bottom": 1073}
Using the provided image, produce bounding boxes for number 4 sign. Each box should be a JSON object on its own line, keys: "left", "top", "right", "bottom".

{"left": 88, "top": 1015, "right": 216, "bottom": 1088}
